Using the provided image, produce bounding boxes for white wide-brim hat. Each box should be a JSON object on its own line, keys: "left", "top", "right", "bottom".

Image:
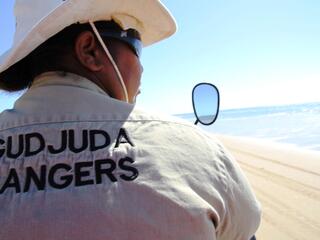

{"left": 0, "top": 0, "right": 176, "bottom": 74}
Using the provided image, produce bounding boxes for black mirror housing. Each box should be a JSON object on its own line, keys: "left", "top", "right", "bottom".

{"left": 192, "top": 83, "right": 220, "bottom": 126}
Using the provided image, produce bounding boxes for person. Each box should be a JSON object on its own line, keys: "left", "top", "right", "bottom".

{"left": 0, "top": 0, "right": 261, "bottom": 239}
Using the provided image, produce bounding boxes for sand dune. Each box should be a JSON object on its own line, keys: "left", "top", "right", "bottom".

{"left": 217, "top": 135, "right": 320, "bottom": 240}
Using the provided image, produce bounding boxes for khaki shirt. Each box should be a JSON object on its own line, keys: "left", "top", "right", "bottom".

{"left": 0, "top": 72, "right": 261, "bottom": 240}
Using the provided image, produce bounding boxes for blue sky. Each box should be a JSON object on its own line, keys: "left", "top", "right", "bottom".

{"left": 1, "top": 0, "right": 320, "bottom": 114}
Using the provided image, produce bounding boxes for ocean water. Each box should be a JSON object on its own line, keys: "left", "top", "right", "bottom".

{"left": 176, "top": 102, "right": 320, "bottom": 152}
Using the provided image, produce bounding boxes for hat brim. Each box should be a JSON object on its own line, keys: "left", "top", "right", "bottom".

{"left": 0, "top": 0, "right": 176, "bottom": 73}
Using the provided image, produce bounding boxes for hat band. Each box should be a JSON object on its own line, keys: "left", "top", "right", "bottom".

{"left": 99, "top": 31, "right": 142, "bottom": 58}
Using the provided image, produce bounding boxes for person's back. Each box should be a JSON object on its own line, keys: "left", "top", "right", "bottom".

{"left": 0, "top": 1, "right": 261, "bottom": 239}
{"left": 0, "top": 72, "right": 260, "bottom": 239}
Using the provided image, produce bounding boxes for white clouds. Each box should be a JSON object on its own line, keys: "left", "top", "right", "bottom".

{"left": 220, "top": 71, "right": 320, "bottom": 110}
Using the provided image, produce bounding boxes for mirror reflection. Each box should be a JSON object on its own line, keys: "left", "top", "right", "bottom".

{"left": 192, "top": 83, "right": 220, "bottom": 125}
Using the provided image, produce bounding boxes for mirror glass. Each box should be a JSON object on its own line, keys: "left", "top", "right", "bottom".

{"left": 192, "top": 83, "right": 220, "bottom": 125}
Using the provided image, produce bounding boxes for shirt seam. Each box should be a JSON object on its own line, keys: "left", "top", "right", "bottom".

{"left": 0, "top": 119, "right": 195, "bottom": 132}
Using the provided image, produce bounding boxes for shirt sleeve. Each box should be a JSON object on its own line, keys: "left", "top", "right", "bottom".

{"left": 206, "top": 134, "right": 262, "bottom": 240}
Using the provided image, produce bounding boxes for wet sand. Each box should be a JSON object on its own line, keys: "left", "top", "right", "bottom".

{"left": 217, "top": 135, "right": 320, "bottom": 240}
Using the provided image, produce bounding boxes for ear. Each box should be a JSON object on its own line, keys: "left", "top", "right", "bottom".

{"left": 74, "top": 31, "right": 104, "bottom": 72}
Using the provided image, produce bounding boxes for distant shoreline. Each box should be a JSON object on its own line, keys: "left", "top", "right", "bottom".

{"left": 175, "top": 102, "right": 320, "bottom": 152}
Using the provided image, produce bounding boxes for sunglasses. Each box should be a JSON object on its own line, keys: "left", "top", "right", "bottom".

{"left": 99, "top": 30, "right": 142, "bottom": 58}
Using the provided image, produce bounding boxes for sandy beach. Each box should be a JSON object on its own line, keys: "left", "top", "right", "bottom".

{"left": 217, "top": 135, "right": 320, "bottom": 240}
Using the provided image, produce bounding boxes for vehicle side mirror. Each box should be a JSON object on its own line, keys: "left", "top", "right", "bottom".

{"left": 192, "top": 83, "right": 220, "bottom": 125}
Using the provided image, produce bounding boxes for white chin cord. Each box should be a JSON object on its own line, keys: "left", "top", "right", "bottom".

{"left": 89, "top": 20, "right": 129, "bottom": 103}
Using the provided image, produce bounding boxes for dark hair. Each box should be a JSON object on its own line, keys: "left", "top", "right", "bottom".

{"left": 0, "top": 21, "right": 122, "bottom": 92}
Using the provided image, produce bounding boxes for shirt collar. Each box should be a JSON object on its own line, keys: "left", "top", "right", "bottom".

{"left": 30, "top": 71, "right": 108, "bottom": 96}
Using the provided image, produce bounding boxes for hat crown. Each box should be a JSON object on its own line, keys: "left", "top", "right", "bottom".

{"left": 14, "top": 0, "right": 64, "bottom": 45}
{"left": 0, "top": 0, "right": 176, "bottom": 74}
